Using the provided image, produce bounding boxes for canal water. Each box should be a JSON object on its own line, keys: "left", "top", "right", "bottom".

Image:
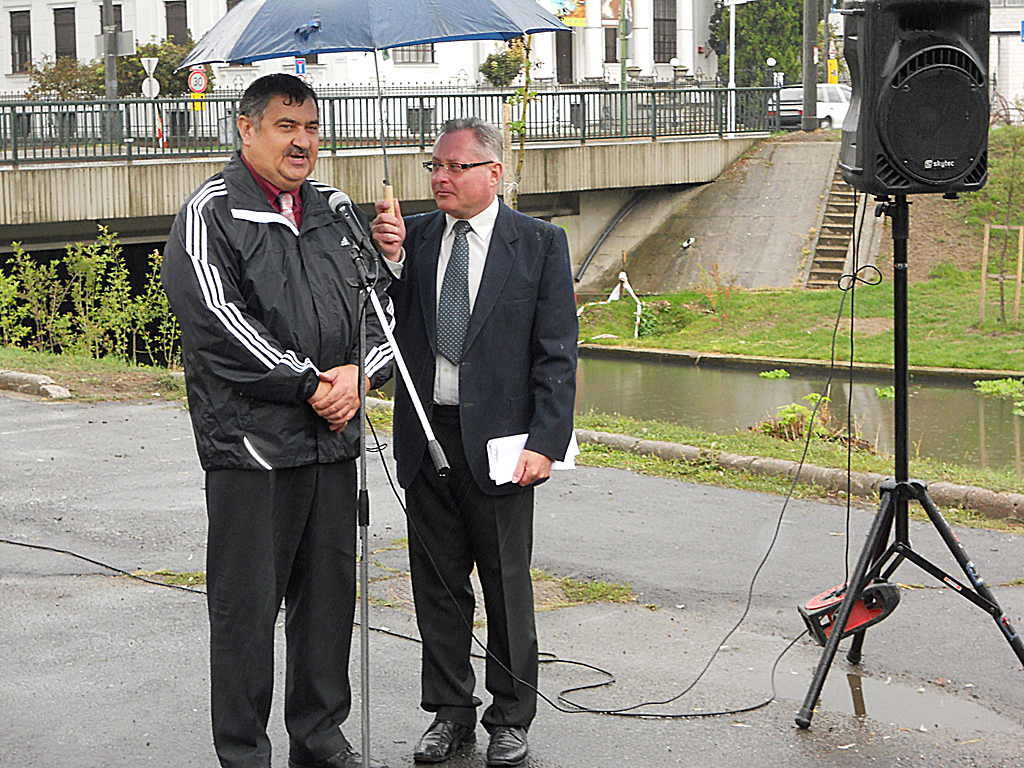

{"left": 575, "top": 355, "right": 1024, "bottom": 474}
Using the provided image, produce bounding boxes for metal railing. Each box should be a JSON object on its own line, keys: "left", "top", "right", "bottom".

{"left": 0, "top": 87, "right": 780, "bottom": 165}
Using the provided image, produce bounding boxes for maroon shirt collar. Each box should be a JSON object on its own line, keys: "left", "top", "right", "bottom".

{"left": 240, "top": 152, "right": 303, "bottom": 227}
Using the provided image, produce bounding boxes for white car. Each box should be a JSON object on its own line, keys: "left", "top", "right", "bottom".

{"left": 774, "top": 83, "right": 852, "bottom": 130}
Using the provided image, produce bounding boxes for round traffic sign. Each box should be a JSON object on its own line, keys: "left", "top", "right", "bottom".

{"left": 188, "top": 69, "right": 208, "bottom": 94}
{"left": 142, "top": 76, "right": 161, "bottom": 98}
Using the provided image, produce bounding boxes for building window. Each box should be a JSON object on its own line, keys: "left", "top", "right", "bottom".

{"left": 604, "top": 26, "right": 618, "bottom": 63}
{"left": 166, "top": 1, "right": 187, "bottom": 44}
{"left": 653, "top": 0, "right": 676, "bottom": 63}
{"left": 54, "top": 8, "right": 77, "bottom": 60}
{"left": 100, "top": 4, "right": 123, "bottom": 31}
{"left": 393, "top": 44, "right": 435, "bottom": 64}
{"left": 11, "top": 11, "right": 31, "bottom": 73}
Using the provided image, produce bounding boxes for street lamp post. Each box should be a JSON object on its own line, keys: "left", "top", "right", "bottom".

{"left": 103, "top": 0, "right": 117, "bottom": 99}
{"left": 801, "top": 0, "right": 818, "bottom": 130}
{"left": 728, "top": 0, "right": 736, "bottom": 133}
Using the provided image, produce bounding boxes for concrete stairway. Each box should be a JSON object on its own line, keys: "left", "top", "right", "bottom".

{"left": 806, "top": 164, "right": 858, "bottom": 288}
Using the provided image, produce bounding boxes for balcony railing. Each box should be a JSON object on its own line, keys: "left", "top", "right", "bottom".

{"left": 0, "top": 87, "right": 780, "bottom": 165}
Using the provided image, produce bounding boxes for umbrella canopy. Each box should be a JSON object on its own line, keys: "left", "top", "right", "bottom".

{"left": 180, "top": 0, "right": 568, "bottom": 67}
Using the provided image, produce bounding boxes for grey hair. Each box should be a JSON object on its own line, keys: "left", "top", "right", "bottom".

{"left": 436, "top": 117, "right": 503, "bottom": 162}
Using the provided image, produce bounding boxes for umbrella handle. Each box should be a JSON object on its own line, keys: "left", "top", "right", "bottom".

{"left": 382, "top": 183, "right": 395, "bottom": 216}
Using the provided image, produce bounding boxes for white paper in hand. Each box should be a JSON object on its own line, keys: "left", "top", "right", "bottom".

{"left": 486, "top": 431, "right": 580, "bottom": 485}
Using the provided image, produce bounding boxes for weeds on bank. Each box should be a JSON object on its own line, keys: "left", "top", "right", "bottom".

{"left": 975, "top": 377, "right": 1024, "bottom": 416}
{"left": 1, "top": 228, "right": 180, "bottom": 368}
{"left": 754, "top": 393, "right": 875, "bottom": 452}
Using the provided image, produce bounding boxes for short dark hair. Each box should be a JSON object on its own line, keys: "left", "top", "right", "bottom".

{"left": 239, "top": 74, "right": 318, "bottom": 126}
{"left": 436, "top": 117, "right": 503, "bottom": 162}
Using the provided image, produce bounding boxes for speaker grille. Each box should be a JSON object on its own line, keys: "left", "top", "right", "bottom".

{"left": 891, "top": 46, "right": 984, "bottom": 90}
{"left": 880, "top": 46, "right": 988, "bottom": 187}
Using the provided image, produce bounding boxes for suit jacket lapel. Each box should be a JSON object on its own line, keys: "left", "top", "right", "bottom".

{"left": 416, "top": 211, "right": 446, "bottom": 354}
{"left": 465, "top": 201, "right": 518, "bottom": 354}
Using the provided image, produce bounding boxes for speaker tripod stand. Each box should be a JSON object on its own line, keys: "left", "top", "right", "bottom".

{"left": 795, "top": 194, "right": 1024, "bottom": 729}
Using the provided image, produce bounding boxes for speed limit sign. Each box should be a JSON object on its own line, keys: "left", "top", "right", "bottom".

{"left": 188, "top": 69, "right": 208, "bottom": 94}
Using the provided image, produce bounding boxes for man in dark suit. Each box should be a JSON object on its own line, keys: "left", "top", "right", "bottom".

{"left": 371, "top": 117, "right": 577, "bottom": 766}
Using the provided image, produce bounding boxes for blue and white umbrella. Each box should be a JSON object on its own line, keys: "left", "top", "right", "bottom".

{"left": 180, "top": 0, "right": 568, "bottom": 65}
{"left": 181, "top": 0, "right": 568, "bottom": 199}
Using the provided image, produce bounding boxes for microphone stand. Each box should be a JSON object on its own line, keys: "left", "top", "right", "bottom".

{"left": 332, "top": 201, "right": 450, "bottom": 768}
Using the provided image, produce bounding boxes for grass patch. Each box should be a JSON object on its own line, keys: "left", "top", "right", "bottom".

{"left": 137, "top": 569, "right": 206, "bottom": 586}
{"left": 577, "top": 273, "right": 1024, "bottom": 372}
{"left": 0, "top": 347, "right": 186, "bottom": 401}
{"left": 559, "top": 577, "right": 634, "bottom": 604}
{"left": 532, "top": 568, "right": 636, "bottom": 607}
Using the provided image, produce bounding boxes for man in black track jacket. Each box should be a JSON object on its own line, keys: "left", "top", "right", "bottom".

{"left": 162, "top": 74, "right": 393, "bottom": 768}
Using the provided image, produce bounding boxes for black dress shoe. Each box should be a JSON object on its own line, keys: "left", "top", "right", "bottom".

{"left": 289, "top": 744, "right": 388, "bottom": 768}
{"left": 413, "top": 719, "right": 476, "bottom": 764}
{"left": 486, "top": 727, "right": 528, "bottom": 767}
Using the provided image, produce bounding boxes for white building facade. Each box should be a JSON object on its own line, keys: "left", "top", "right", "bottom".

{"left": 3, "top": 1, "right": 1020, "bottom": 107}
{"left": 990, "top": 0, "right": 1024, "bottom": 113}
{"left": 0, "top": 0, "right": 723, "bottom": 94}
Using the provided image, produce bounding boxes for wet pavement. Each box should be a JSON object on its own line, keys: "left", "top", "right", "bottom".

{"left": 2, "top": 394, "right": 1022, "bottom": 767}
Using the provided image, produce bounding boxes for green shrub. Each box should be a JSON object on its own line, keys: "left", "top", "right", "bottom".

{"left": 479, "top": 42, "right": 526, "bottom": 87}
{"left": 3, "top": 230, "right": 180, "bottom": 368}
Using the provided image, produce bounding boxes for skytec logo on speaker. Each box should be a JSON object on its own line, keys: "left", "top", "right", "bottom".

{"left": 924, "top": 159, "right": 956, "bottom": 170}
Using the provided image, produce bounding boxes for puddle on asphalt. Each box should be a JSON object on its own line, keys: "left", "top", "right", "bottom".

{"left": 775, "top": 670, "right": 1022, "bottom": 733}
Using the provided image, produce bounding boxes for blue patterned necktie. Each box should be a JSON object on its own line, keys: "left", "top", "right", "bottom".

{"left": 437, "top": 219, "right": 473, "bottom": 365}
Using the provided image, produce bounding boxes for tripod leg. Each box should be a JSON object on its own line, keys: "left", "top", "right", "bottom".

{"left": 796, "top": 490, "right": 896, "bottom": 728}
{"left": 846, "top": 631, "right": 865, "bottom": 665}
{"left": 845, "top": 484, "right": 899, "bottom": 667}
{"left": 917, "top": 489, "right": 1024, "bottom": 666}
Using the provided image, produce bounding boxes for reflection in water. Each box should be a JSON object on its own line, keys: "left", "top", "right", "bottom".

{"left": 575, "top": 356, "right": 1023, "bottom": 473}
{"left": 847, "top": 673, "right": 867, "bottom": 719}
{"left": 773, "top": 669, "right": 1022, "bottom": 733}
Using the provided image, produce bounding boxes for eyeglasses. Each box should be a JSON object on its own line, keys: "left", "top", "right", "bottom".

{"left": 422, "top": 160, "right": 495, "bottom": 175}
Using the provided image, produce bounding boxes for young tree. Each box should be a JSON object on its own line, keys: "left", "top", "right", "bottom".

{"left": 971, "top": 114, "right": 1024, "bottom": 324}
{"left": 25, "top": 35, "right": 212, "bottom": 100}
{"left": 121, "top": 35, "right": 214, "bottom": 97}
{"left": 26, "top": 56, "right": 103, "bottom": 99}
{"left": 708, "top": 0, "right": 802, "bottom": 87}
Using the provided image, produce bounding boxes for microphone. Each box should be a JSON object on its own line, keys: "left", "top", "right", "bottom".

{"left": 330, "top": 190, "right": 450, "bottom": 478}
{"left": 328, "top": 191, "right": 378, "bottom": 257}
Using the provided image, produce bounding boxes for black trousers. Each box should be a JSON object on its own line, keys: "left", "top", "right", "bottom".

{"left": 406, "top": 406, "right": 538, "bottom": 733}
{"left": 205, "top": 462, "right": 357, "bottom": 768}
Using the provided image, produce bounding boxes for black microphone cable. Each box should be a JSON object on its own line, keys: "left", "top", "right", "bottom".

{"left": 1, "top": 193, "right": 886, "bottom": 723}
{"left": 356, "top": 188, "right": 886, "bottom": 720}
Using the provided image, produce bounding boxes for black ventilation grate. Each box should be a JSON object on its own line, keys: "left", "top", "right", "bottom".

{"left": 963, "top": 152, "right": 987, "bottom": 186}
{"left": 875, "top": 154, "right": 910, "bottom": 189}
{"left": 891, "top": 46, "right": 984, "bottom": 90}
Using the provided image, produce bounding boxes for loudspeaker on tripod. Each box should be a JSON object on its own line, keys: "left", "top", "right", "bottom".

{"left": 839, "top": 0, "right": 989, "bottom": 196}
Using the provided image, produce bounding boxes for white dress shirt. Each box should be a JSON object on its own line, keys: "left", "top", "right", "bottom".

{"left": 385, "top": 196, "right": 499, "bottom": 405}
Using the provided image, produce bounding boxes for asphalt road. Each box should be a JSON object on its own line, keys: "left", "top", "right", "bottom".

{"left": 2, "top": 394, "right": 1022, "bottom": 767}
